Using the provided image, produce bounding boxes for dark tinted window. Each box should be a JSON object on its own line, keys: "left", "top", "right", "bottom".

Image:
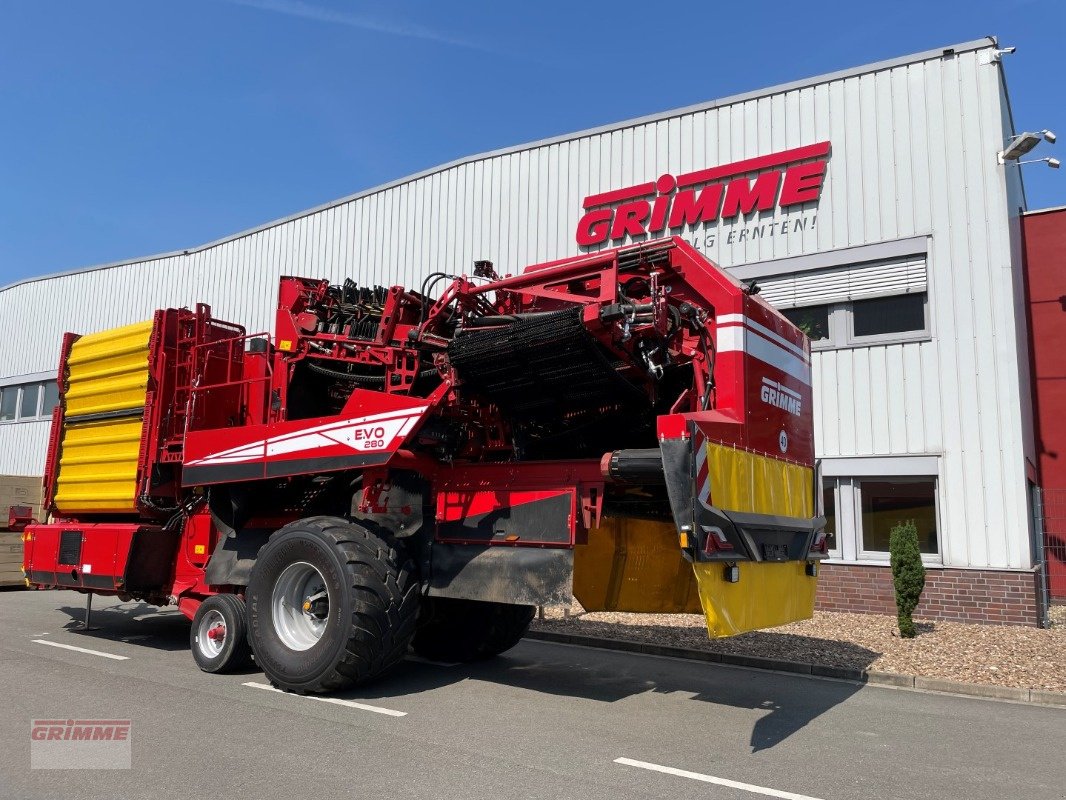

{"left": 782, "top": 304, "right": 830, "bottom": 341}
{"left": 0, "top": 387, "right": 16, "bottom": 421}
{"left": 822, "top": 483, "right": 836, "bottom": 551}
{"left": 852, "top": 294, "right": 925, "bottom": 337}
{"left": 860, "top": 479, "right": 938, "bottom": 554}
{"left": 41, "top": 381, "right": 60, "bottom": 416}
{"left": 19, "top": 384, "right": 39, "bottom": 418}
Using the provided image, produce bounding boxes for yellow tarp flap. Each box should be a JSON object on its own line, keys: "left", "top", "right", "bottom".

{"left": 53, "top": 319, "right": 153, "bottom": 514}
{"left": 693, "top": 560, "right": 817, "bottom": 637}
{"left": 574, "top": 518, "right": 702, "bottom": 614}
{"left": 706, "top": 441, "right": 813, "bottom": 517}
{"left": 695, "top": 442, "right": 817, "bottom": 635}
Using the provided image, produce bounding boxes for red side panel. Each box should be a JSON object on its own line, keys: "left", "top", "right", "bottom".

{"left": 23, "top": 523, "right": 174, "bottom": 594}
{"left": 434, "top": 460, "right": 604, "bottom": 547}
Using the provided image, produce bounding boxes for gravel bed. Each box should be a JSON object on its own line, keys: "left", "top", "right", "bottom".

{"left": 532, "top": 604, "right": 1066, "bottom": 692}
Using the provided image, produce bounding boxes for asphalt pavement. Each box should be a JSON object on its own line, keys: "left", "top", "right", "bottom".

{"left": 1, "top": 589, "right": 1063, "bottom": 800}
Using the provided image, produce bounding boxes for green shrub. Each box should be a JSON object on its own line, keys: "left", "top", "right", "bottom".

{"left": 889, "top": 520, "right": 926, "bottom": 638}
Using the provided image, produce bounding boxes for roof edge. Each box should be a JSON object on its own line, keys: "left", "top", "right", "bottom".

{"left": 1, "top": 36, "right": 997, "bottom": 295}
{"left": 1023, "top": 205, "right": 1066, "bottom": 217}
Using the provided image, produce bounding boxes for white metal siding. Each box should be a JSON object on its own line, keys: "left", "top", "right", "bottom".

{"left": 0, "top": 41, "right": 1032, "bottom": 569}
{"left": 0, "top": 420, "right": 51, "bottom": 477}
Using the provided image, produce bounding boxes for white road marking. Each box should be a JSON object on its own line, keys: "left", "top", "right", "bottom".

{"left": 242, "top": 682, "right": 407, "bottom": 717}
{"left": 32, "top": 639, "right": 129, "bottom": 661}
{"left": 614, "top": 757, "right": 825, "bottom": 800}
{"left": 405, "top": 654, "right": 459, "bottom": 667}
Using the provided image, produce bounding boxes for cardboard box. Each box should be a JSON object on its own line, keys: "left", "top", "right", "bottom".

{"left": 0, "top": 476, "right": 43, "bottom": 529}
{"left": 0, "top": 475, "right": 42, "bottom": 587}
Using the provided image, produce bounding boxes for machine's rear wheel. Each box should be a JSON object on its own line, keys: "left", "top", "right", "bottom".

{"left": 190, "top": 594, "right": 252, "bottom": 673}
{"left": 412, "top": 597, "right": 535, "bottom": 662}
{"left": 246, "top": 516, "right": 419, "bottom": 693}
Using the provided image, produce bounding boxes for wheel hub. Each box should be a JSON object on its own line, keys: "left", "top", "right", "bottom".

{"left": 196, "top": 609, "right": 227, "bottom": 658}
{"left": 272, "top": 561, "right": 330, "bottom": 651}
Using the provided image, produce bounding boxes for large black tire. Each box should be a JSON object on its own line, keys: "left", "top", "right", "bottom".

{"left": 190, "top": 593, "right": 252, "bottom": 673}
{"left": 412, "top": 597, "right": 535, "bottom": 662}
{"left": 246, "top": 516, "right": 419, "bottom": 693}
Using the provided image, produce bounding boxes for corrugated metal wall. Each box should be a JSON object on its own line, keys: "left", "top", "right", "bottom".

{"left": 0, "top": 40, "right": 1032, "bottom": 569}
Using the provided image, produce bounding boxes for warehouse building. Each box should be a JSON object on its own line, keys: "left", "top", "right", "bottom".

{"left": 0, "top": 37, "right": 1050, "bottom": 624}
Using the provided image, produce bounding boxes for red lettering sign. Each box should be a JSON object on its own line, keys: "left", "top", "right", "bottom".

{"left": 576, "top": 141, "right": 830, "bottom": 246}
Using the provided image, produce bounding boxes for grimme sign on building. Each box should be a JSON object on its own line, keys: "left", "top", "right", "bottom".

{"left": 574, "top": 141, "right": 829, "bottom": 250}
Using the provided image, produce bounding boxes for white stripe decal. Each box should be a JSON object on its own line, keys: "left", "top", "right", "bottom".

{"left": 717, "top": 327, "right": 812, "bottom": 386}
{"left": 718, "top": 314, "right": 808, "bottom": 360}
{"left": 188, "top": 406, "right": 427, "bottom": 466}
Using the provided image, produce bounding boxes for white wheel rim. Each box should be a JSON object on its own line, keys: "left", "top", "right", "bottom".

{"left": 272, "top": 561, "right": 330, "bottom": 651}
{"left": 196, "top": 609, "right": 226, "bottom": 658}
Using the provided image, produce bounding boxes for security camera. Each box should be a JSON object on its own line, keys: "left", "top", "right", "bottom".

{"left": 1049, "top": 158, "right": 1061, "bottom": 169}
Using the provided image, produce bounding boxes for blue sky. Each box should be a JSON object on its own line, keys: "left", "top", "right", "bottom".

{"left": 1, "top": 0, "right": 1063, "bottom": 284}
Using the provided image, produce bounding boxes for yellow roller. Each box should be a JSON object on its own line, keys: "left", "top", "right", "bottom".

{"left": 53, "top": 320, "right": 153, "bottom": 515}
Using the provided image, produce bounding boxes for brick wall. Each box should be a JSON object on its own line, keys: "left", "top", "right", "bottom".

{"left": 816, "top": 563, "right": 1041, "bottom": 626}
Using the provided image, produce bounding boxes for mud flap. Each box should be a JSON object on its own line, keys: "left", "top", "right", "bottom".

{"left": 659, "top": 429, "right": 822, "bottom": 637}
{"left": 691, "top": 560, "right": 817, "bottom": 637}
{"left": 428, "top": 543, "right": 574, "bottom": 606}
{"left": 573, "top": 518, "right": 701, "bottom": 613}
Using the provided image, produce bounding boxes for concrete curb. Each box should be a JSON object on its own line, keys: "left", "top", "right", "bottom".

{"left": 525, "top": 629, "right": 1066, "bottom": 707}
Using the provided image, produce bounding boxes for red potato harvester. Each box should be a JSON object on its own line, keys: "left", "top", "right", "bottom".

{"left": 23, "top": 236, "right": 826, "bottom": 693}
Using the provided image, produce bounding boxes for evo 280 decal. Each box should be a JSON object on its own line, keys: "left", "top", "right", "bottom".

{"left": 185, "top": 408, "right": 426, "bottom": 467}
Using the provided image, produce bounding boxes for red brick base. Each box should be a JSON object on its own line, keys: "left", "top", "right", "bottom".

{"left": 816, "top": 563, "right": 1040, "bottom": 626}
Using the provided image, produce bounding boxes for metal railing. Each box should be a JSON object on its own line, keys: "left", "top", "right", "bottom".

{"left": 187, "top": 331, "right": 273, "bottom": 431}
{"left": 1037, "top": 488, "right": 1066, "bottom": 615}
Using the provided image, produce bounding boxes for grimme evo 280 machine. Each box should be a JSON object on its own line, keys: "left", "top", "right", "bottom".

{"left": 23, "top": 236, "right": 827, "bottom": 693}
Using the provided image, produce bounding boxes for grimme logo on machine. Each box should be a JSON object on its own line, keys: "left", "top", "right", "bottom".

{"left": 575, "top": 141, "right": 830, "bottom": 247}
{"left": 760, "top": 377, "right": 802, "bottom": 417}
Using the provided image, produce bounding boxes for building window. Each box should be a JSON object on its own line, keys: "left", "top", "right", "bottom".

{"left": 822, "top": 481, "right": 838, "bottom": 552}
{"left": 822, "top": 473, "right": 940, "bottom": 562}
{"left": 851, "top": 294, "right": 927, "bottom": 339}
{"left": 858, "top": 479, "right": 939, "bottom": 554}
{"left": 754, "top": 255, "right": 931, "bottom": 349}
{"left": 42, "top": 381, "right": 60, "bottom": 416}
{"left": 0, "top": 380, "right": 59, "bottom": 423}
{"left": 782, "top": 305, "right": 831, "bottom": 341}
{"left": 0, "top": 387, "right": 16, "bottom": 421}
{"left": 19, "top": 384, "right": 40, "bottom": 418}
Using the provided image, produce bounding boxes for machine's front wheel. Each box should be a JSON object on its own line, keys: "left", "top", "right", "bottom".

{"left": 190, "top": 593, "right": 252, "bottom": 673}
{"left": 412, "top": 597, "right": 535, "bottom": 662}
{"left": 246, "top": 517, "right": 419, "bottom": 693}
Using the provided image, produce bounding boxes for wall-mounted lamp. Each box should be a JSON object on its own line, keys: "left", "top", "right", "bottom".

{"left": 1018, "top": 157, "right": 1060, "bottom": 170}
{"left": 998, "top": 130, "right": 1057, "bottom": 165}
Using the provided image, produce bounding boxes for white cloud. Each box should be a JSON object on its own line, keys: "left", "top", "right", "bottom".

{"left": 224, "top": 0, "right": 494, "bottom": 53}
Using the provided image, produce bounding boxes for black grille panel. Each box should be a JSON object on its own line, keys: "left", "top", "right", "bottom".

{"left": 58, "top": 530, "right": 83, "bottom": 566}
{"left": 448, "top": 307, "right": 647, "bottom": 424}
